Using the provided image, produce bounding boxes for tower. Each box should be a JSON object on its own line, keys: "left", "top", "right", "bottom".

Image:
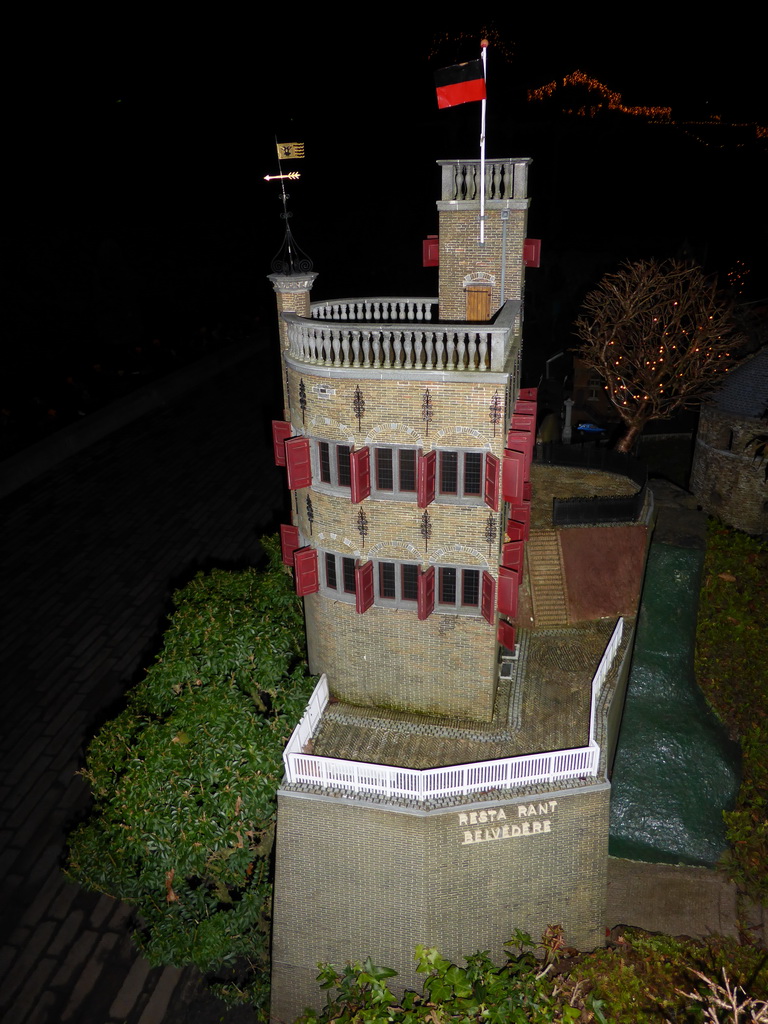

{"left": 268, "top": 158, "right": 641, "bottom": 1022}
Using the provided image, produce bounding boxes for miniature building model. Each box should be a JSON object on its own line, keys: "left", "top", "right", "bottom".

{"left": 691, "top": 347, "right": 768, "bottom": 537}
{"left": 268, "top": 159, "right": 646, "bottom": 1023}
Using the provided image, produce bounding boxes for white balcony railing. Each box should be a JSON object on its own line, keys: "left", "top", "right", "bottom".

{"left": 282, "top": 619, "right": 624, "bottom": 804}
{"left": 310, "top": 298, "right": 437, "bottom": 322}
{"left": 284, "top": 298, "right": 521, "bottom": 374}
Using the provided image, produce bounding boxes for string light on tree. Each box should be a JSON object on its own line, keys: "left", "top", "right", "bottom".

{"left": 575, "top": 259, "right": 744, "bottom": 453}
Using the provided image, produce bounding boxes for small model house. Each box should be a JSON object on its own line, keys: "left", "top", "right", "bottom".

{"left": 268, "top": 158, "right": 650, "bottom": 1023}
{"left": 691, "top": 347, "right": 768, "bottom": 536}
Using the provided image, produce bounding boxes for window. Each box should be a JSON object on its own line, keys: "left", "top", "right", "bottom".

{"left": 438, "top": 450, "right": 484, "bottom": 500}
{"left": 318, "top": 550, "right": 488, "bottom": 619}
{"left": 324, "top": 552, "right": 356, "bottom": 596}
{"left": 317, "top": 441, "right": 351, "bottom": 489}
{"left": 437, "top": 567, "right": 481, "bottom": 611}
{"left": 374, "top": 447, "right": 417, "bottom": 496}
{"left": 376, "top": 560, "right": 419, "bottom": 605}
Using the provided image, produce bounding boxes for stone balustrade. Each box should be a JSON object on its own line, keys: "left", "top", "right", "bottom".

{"left": 311, "top": 298, "right": 437, "bottom": 322}
{"left": 285, "top": 298, "right": 521, "bottom": 374}
{"left": 437, "top": 158, "right": 531, "bottom": 203}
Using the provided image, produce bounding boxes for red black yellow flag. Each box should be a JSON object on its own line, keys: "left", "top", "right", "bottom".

{"left": 434, "top": 60, "right": 486, "bottom": 109}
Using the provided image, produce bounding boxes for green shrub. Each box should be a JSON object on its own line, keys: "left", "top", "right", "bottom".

{"left": 298, "top": 930, "right": 768, "bottom": 1024}
{"left": 66, "top": 536, "right": 315, "bottom": 1012}
{"left": 694, "top": 521, "right": 768, "bottom": 908}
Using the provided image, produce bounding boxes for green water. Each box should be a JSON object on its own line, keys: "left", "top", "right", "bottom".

{"left": 609, "top": 543, "right": 740, "bottom": 866}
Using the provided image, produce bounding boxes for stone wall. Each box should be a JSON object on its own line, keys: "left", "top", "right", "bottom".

{"left": 271, "top": 783, "right": 610, "bottom": 1023}
{"left": 691, "top": 406, "right": 767, "bottom": 536}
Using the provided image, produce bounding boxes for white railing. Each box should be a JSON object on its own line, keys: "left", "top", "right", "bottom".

{"left": 286, "top": 674, "right": 330, "bottom": 753}
{"left": 588, "top": 618, "right": 624, "bottom": 747}
{"left": 284, "top": 742, "right": 599, "bottom": 802}
{"left": 311, "top": 298, "right": 437, "bottom": 322}
{"left": 438, "top": 159, "right": 531, "bottom": 203}
{"left": 283, "top": 618, "right": 626, "bottom": 803}
{"left": 284, "top": 299, "right": 521, "bottom": 374}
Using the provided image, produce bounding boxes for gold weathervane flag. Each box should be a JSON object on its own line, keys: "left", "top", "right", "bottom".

{"left": 276, "top": 142, "right": 305, "bottom": 160}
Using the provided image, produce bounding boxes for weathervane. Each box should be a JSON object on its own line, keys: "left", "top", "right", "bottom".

{"left": 267, "top": 139, "right": 313, "bottom": 275}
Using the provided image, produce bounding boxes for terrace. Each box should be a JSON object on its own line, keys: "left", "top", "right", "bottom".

{"left": 281, "top": 297, "right": 522, "bottom": 374}
{"left": 282, "top": 616, "right": 632, "bottom": 807}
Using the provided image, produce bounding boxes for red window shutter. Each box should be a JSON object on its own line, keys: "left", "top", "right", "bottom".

{"left": 502, "top": 448, "right": 525, "bottom": 504}
{"left": 507, "top": 429, "right": 534, "bottom": 481}
{"left": 417, "top": 565, "right": 435, "bottom": 620}
{"left": 523, "top": 238, "right": 541, "bottom": 268}
{"left": 417, "top": 450, "right": 436, "bottom": 508}
{"left": 498, "top": 620, "right": 516, "bottom": 651}
{"left": 518, "top": 387, "right": 538, "bottom": 402}
{"left": 511, "top": 412, "right": 535, "bottom": 433}
{"left": 280, "top": 523, "right": 300, "bottom": 566}
{"left": 507, "top": 429, "right": 534, "bottom": 462}
{"left": 350, "top": 447, "right": 371, "bottom": 504}
{"left": 502, "top": 540, "right": 524, "bottom": 571}
{"left": 285, "top": 436, "right": 312, "bottom": 490}
{"left": 523, "top": 481, "right": 532, "bottom": 502}
{"left": 422, "top": 235, "right": 439, "bottom": 267}
{"left": 294, "top": 547, "right": 319, "bottom": 596}
{"left": 498, "top": 566, "right": 519, "bottom": 619}
{"left": 272, "top": 420, "right": 292, "bottom": 466}
{"left": 506, "top": 521, "right": 525, "bottom": 543}
{"left": 355, "top": 560, "right": 374, "bottom": 614}
{"left": 510, "top": 503, "right": 531, "bottom": 540}
{"left": 514, "top": 400, "right": 537, "bottom": 417}
{"left": 481, "top": 571, "right": 496, "bottom": 625}
{"left": 484, "top": 452, "right": 500, "bottom": 511}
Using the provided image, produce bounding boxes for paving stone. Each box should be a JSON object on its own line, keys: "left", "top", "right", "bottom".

{"left": 107, "top": 899, "right": 135, "bottom": 931}
{"left": 47, "top": 909, "right": 85, "bottom": 957}
{"left": 6, "top": 772, "right": 60, "bottom": 829}
{"left": 109, "top": 955, "right": 153, "bottom": 1020}
{"left": 49, "top": 928, "right": 100, "bottom": 989}
{"left": 48, "top": 882, "right": 80, "bottom": 922}
{"left": 20, "top": 868, "right": 68, "bottom": 930}
{"left": 60, "top": 931, "right": 119, "bottom": 1021}
{"left": 3, "top": 736, "right": 50, "bottom": 783}
{"left": 137, "top": 966, "right": 185, "bottom": 1024}
{"left": 0, "top": 920, "right": 57, "bottom": 1007}
{"left": 17, "top": 989, "right": 59, "bottom": 1024}
{"left": 90, "top": 893, "right": 119, "bottom": 930}
{"left": 2, "top": 956, "right": 59, "bottom": 1024}
{"left": 0, "top": 942, "right": 20, "bottom": 980}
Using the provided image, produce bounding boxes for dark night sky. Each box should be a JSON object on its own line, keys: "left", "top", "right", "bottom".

{"left": 8, "top": 11, "right": 767, "bottom": 370}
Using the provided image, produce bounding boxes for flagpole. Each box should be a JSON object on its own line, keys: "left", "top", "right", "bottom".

{"left": 479, "top": 40, "right": 488, "bottom": 245}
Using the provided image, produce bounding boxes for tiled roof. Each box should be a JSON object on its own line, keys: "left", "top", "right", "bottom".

{"left": 712, "top": 347, "right": 768, "bottom": 418}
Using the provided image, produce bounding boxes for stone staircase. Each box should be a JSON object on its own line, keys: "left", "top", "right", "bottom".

{"left": 526, "top": 530, "right": 569, "bottom": 627}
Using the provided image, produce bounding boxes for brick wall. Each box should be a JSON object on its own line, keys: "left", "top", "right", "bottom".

{"left": 271, "top": 784, "right": 610, "bottom": 1023}
{"left": 437, "top": 204, "right": 528, "bottom": 319}
{"left": 304, "top": 593, "right": 498, "bottom": 719}
{"left": 284, "top": 366, "right": 509, "bottom": 718}
{"left": 268, "top": 273, "right": 317, "bottom": 416}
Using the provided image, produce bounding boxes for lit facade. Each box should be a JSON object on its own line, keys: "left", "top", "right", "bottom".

{"left": 267, "top": 158, "right": 645, "bottom": 1023}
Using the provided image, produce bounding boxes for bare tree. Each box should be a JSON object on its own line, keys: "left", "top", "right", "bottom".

{"left": 574, "top": 259, "right": 743, "bottom": 453}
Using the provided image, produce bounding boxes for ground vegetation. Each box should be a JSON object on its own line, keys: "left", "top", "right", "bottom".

{"left": 694, "top": 521, "right": 768, "bottom": 913}
{"left": 65, "top": 536, "right": 315, "bottom": 1012}
{"left": 298, "top": 928, "right": 768, "bottom": 1024}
